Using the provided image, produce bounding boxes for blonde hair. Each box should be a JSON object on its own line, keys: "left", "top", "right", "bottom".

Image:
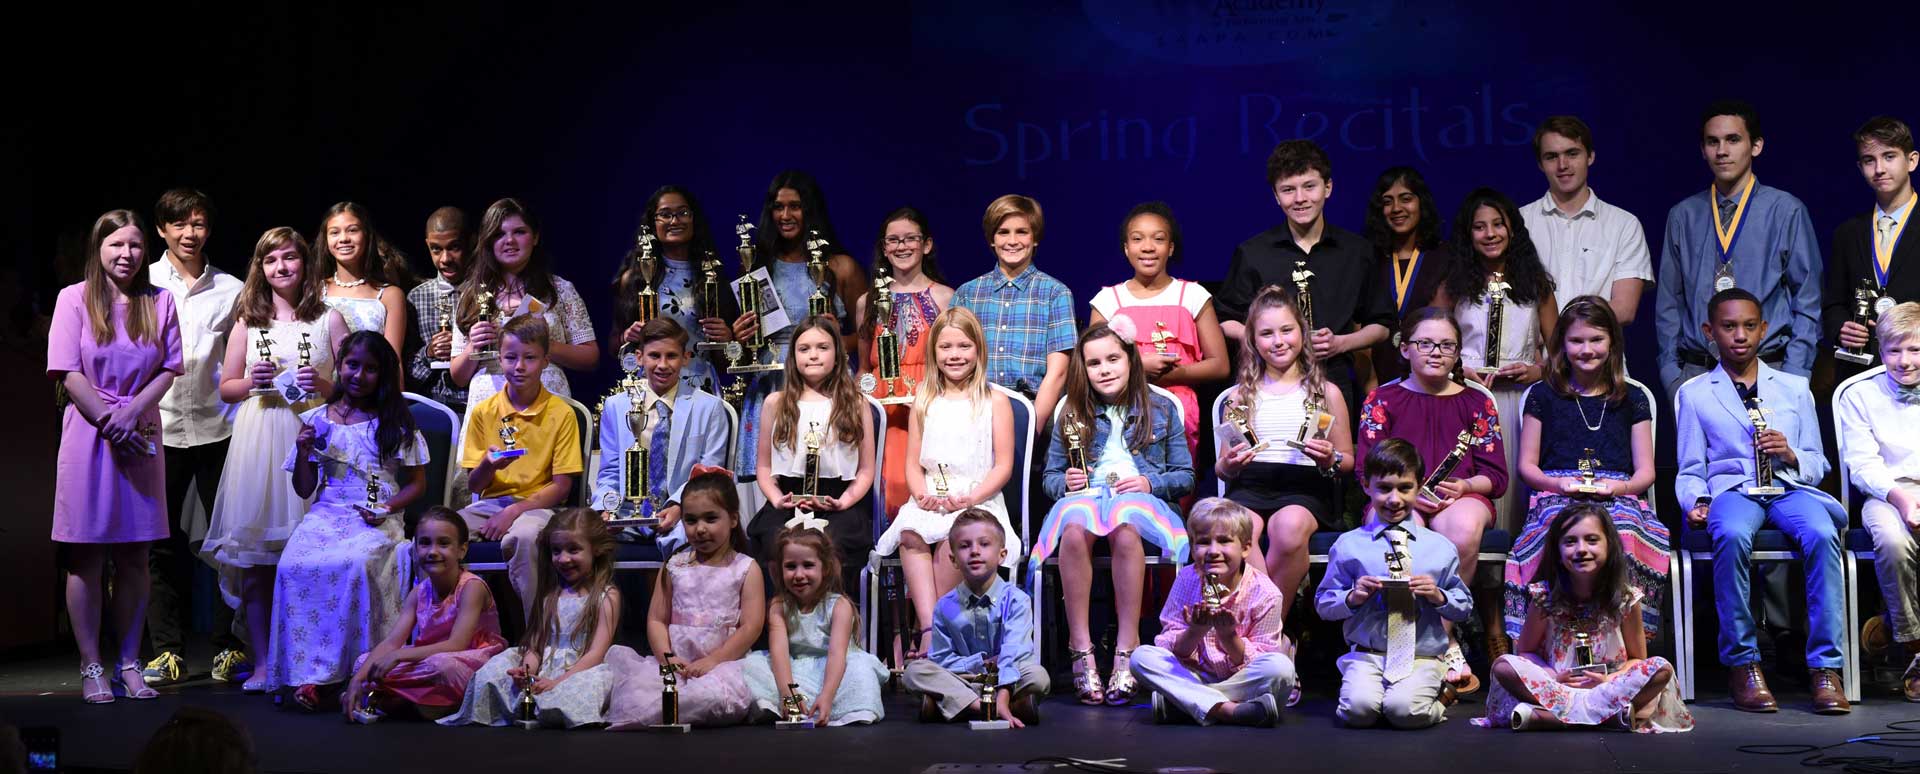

{"left": 1232, "top": 285, "right": 1326, "bottom": 422}
{"left": 913, "top": 306, "right": 992, "bottom": 420}
{"left": 981, "top": 194, "right": 1045, "bottom": 242}
{"left": 1186, "top": 497, "right": 1254, "bottom": 546}
{"left": 1880, "top": 302, "right": 1920, "bottom": 348}
{"left": 82, "top": 210, "right": 160, "bottom": 346}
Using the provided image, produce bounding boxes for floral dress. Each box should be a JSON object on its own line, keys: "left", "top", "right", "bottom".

{"left": 441, "top": 590, "right": 638, "bottom": 728}
{"left": 1477, "top": 583, "right": 1692, "bottom": 733}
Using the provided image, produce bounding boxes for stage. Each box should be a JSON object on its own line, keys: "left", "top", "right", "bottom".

{"left": 1, "top": 649, "right": 1907, "bottom": 774}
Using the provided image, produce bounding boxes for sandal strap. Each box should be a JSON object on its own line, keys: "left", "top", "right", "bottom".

{"left": 1067, "top": 646, "right": 1097, "bottom": 660}
{"left": 81, "top": 663, "right": 105, "bottom": 679}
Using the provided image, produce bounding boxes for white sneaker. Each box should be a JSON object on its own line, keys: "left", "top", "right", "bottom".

{"left": 1510, "top": 703, "right": 1543, "bottom": 731}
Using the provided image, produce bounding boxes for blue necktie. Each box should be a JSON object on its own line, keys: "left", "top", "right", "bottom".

{"left": 649, "top": 400, "right": 671, "bottom": 502}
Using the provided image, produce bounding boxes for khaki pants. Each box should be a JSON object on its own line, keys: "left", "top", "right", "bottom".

{"left": 1863, "top": 481, "right": 1920, "bottom": 643}
{"left": 1335, "top": 651, "right": 1449, "bottom": 729}
{"left": 903, "top": 659, "right": 1049, "bottom": 720}
{"left": 459, "top": 496, "right": 554, "bottom": 620}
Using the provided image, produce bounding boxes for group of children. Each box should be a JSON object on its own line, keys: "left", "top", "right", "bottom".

{"left": 67, "top": 104, "right": 1920, "bottom": 736}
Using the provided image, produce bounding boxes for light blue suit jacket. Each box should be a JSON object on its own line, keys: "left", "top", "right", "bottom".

{"left": 1673, "top": 363, "right": 1838, "bottom": 516}
{"left": 593, "top": 387, "right": 731, "bottom": 511}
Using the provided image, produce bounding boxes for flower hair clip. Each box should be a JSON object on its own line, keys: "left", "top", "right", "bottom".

{"left": 1106, "top": 313, "right": 1139, "bottom": 345}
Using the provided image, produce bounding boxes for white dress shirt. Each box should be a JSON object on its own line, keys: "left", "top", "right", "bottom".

{"left": 1837, "top": 370, "right": 1920, "bottom": 502}
{"left": 149, "top": 252, "right": 243, "bottom": 448}
{"left": 1521, "top": 188, "right": 1654, "bottom": 304}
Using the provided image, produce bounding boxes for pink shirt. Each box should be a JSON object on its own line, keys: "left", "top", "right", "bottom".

{"left": 1154, "top": 564, "right": 1286, "bottom": 682}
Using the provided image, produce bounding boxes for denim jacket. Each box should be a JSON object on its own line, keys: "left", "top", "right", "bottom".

{"left": 1042, "top": 392, "right": 1193, "bottom": 502}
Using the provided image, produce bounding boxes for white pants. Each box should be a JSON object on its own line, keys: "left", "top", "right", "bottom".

{"left": 1335, "top": 651, "right": 1449, "bottom": 729}
{"left": 1129, "top": 645, "right": 1294, "bottom": 725}
{"left": 459, "top": 497, "right": 554, "bottom": 618}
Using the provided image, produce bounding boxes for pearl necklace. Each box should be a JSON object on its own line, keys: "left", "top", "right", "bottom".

{"left": 330, "top": 274, "right": 368, "bottom": 289}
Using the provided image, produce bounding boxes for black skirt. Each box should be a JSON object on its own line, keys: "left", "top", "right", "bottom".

{"left": 748, "top": 475, "right": 874, "bottom": 574}
{"left": 1223, "top": 461, "right": 1339, "bottom": 532}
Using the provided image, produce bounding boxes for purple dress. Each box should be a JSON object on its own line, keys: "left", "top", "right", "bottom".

{"left": 48, "top": 283, "right": 183, "bottom": 543}
{"left": 606, "top": 551, "right": 755, "bottom": 729}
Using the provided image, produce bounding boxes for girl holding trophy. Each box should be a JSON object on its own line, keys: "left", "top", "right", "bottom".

{"left": 611, "top": 185, "right": 734, "bottom": 396}
{"left": 855, "top": 207, "right": 952, "bottom": 520}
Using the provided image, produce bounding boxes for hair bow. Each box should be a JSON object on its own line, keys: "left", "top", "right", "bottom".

{"left": 689, "top": 463, "right": 736, "bottom": 480}
{"left": 784, "top": 511, "right": 830, "bottom": 532}
{"left": 1105, "top": 313, "right": 1139, "bottom": 345}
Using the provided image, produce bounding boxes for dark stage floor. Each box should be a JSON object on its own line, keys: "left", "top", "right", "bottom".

{"left": 5, "top": 649, "right": 1919, "bottom": 774}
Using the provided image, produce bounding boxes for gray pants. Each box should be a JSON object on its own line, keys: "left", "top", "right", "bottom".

{"left": 903, "top": 659, "right": 1049, "bottom": 720}
{"left": 459, "top": 497, "right": 554, "bottom": 618}
{"left": 1335, "top": 651, "right": 1449, "bottom": 729}
{"left": 1864, "top": 482, "right": 1920, "bottom": 643}
{"left": 1130, "top": 645, "right": 1294, "bottom": 725}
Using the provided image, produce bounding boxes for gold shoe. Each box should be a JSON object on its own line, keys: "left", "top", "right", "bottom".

{"left": 1069, "top": 647, "right": 1103, "bottom": 705}
{"left": 1105, "top": 649, "right": 1136, "bottom": 706}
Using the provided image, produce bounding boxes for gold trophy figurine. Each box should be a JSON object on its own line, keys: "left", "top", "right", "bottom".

{"left": 1292, "top": 260, "right": 1316, "bottom": 334}
{"left": 696, "top": 250, "right": 727, "bottom": 352}
{"left": 1745, "top": 396, "right": 1786, "bottom": 496}
{"left": 968, "top": 658, "right": 1010, "bottom": 731}
{"left": 799, "top": 422, "right": 826, "bottom": 511}
{"left": 1571, "top": 449, "right": 1606, "bottom": 495}
{"left": 348, "top": 685, "right": 383, "bottom": 724}
{"left": 250, "top": 330, "right": 276, "bottom": 395}
{"left": 1224, "top": 396, "right": 1270, "bottom": 454}
{"left": 1200, "top": 571, "right": 1231, "bottom": 616}
{"left": 1419, "top": 430, "right": 1474, "bottom": 502}
{"left": 491, "top": 417, "right": 527, "bottom": 462}
{"left": 431, "top": 298, "right": 454, "bottom": 370}
{"left": 1481, "top": 271, "right": 1511, "bottom": 374}
{"left": 1571, "top": 630, "right": 1606, "bottom": 677}
{"left": 514, "top": 677, "right": 539, "bottom": 730}
{"left": 862, "top": 272, "right": 916, "bottom": 404}
{"left": 1150, "top": 321, "right": 1175, "bottom": 356}
{"left": 1836, "top": 278, "right": 1881, "bottom": 365}
{"left": 1063, "top": 416, "right": 1091, "bottom": 492}
{"left": 651, "top": 655, "right": 691, "bottom": 732}
{"left": 1285, "top": 389, "right": 1334, "bottom": 451}
{"left": 360, "top": 470, "right": 389, "bottom": 518}
{"left": 726, "top": 216, "right": 780, "bottom": 374}
{"left": 607, "top": 397, "right": 662, "bottom": 529}
{"left": 805, "top": 230, "right": 830, "bottom": 318}
{"left": 471, "top": 289, "right": 499, "bottom": 361}
{"left": 635, "top": 231, "right": 659, "bottom": 325}
{"left": 775, "top": 683, "right": 815, "bottom": 729}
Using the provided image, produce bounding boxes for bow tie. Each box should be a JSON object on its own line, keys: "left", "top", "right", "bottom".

{"left": 1897, "top": 384, "right": 1920, "bottom": 406}
{"left": 966, "top": 593, "right": 995, "bottom": 611}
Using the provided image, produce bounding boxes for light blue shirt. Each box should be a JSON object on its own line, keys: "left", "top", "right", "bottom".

{"left": 928, "top": 576, "right": 1037, "bottom": 686}
{"left": 1315, "top": 520, "right": 1472, "bottom": 656}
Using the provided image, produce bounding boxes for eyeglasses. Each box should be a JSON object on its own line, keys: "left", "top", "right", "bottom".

{"left": 1407, "top": 339, "right": 1460, "bottom": 355}
{"left": 654, "top": 210, "right": 693, "bottom": 223}
{"left": 883, "top": 234, "right": 926, "bottom": 248}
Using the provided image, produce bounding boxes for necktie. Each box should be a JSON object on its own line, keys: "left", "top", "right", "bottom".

{"left": 1384, "top": 528, "right": 1416, "bottom": 682}
{"left": 1881, "top": 214, "right": 1898, "bottom": 250}
{"left": 1718, "top": 195, "right": 1738, "bottom": 228}
{"left": 648, "top": 400, "right": 672, "bottom": 503}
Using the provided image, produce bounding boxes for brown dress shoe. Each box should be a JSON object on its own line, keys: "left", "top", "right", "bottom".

{"left": 1810, "top": 668, "right": 1851, "bottom": 715}
{"left": 1728, "top": 664, "right": 1778, "bottom": 712}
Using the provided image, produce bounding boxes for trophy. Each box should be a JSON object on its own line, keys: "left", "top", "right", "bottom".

{"left": 1062, "top": 415, "right": 1091, "bottom": 492}
{"left": 775, "top": 683, "right": 815, "bottom": 729}
{"left": 1224, "top": 396, "right": 1270, "bottom": 454}
{"left": 430, "top": 298, "right": 454, "bottom": 370}
{"left": 1285, "top": 388, "right": 1334, "bottom": 451}
{"left": 726, "top": 216, "right": 781, "bottom": 374}
{"left": 514, "top": 679, "right": 539, "bottom": 730}
{"left": 1150, "top": 321, "right": 1175, "bottom": 356}
{"left": 348, "top": 685, "right": 383, "bottom": 724}
{"left": 861, "top": 272, "right": 915, "bottom": 404}
{"left": 490, "top": 417, "right": 526, "bottom": 462}
{"left": 1745, "top": 396, "right": 1786, "bottom": 496}
{"left": 1570, "top": 631, "right": 1607, "bottom": 677}
{"left": 1571, "top": 449, "right": 1606, "bottom": 496}
{"left": 651, "top": 655, "right": 691, "bottom": 732}
{"left": 695, "top": 250, "right": 727, "bottom": 352}
{"left": 298, "top": 331, "right": 313, "bottom": 369}
{"left": 1382, "top": 528, "right": 1411, "bottom": 591}
{"left": 720, "top": 379, "right": 747, "bottom": 409}
{"left": 359, "top": 470, "right": 389, "bottom": 518}
{"left": 1200, "top": 571, "right": 1231, "bottom": 616}
{"left": 250, "top": 330, "right": 276, "bottom": 396}
{"left": 607, "top": 394, "right": 664, "bottom": 530}
{"left": 1292, "top": 260, "right": 1316, "bottom": 334}
{"left": 798, "top": 422, "right": 828, "bottom": 511}
{"left": 1480, "top": 272, "right": 1511, "bottom": 373}
{"left": 805, "top": 230, "right": 830, "bottom": 318}
{"left": 1836, "top": 278, "right": 1883, "bottom": 365}
{"left": 933, "top": 462, "right": 952, "bottom": 501}
{"left": 635, "top": 231, "right": 659, "bottom": 325}
{"left": 471, "top": 289, "right": 499, "bottom": 362}
{"left": 1419, "top": 430, "right": 1474, "bottom": 502}
{"left": 968, "top": 657, "right": 1010, "bottom": 731}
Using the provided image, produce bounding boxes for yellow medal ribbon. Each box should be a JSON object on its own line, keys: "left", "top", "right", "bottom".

{"left": 1392, "top": 250, "right": 1421, "bottom": 310}
{"left": 1710, "top": 174, "right": 1757, "bottom": 260}
{"left": 1875, "top": 192, "right": 1917, "bottom": 279}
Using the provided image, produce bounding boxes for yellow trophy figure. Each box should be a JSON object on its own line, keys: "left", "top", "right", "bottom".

{"left": 1418, "top": 430, "right": 1474, "bottom": 503}
{"left": 1836, "top": 278, "right": 1883, "bottom": 365}
{"left": 430, "top": 297, "right": 454, "bottom": 369}
{"left": 696, "top": 249, "right": 727, "bottom": 352}
{"left": 471, "top": 289, "right": 499, "bottom": 362}
{"left": 1062, "top": 415, "right": 1090, "bottom": 492}
{"left": 514, "top": 677, "right": 540, "bottom": 730}
{"left": 1285, "top": 387, "right": 1333, "bottom": 452}
{"left": 775, "top": 683, "right": 815, "bottom": 729}
{"left": 726, "top": 216, "right": 780, "bottom": 374}
{"left": 1745, "top": 396, "right": 1785, "bottom": 496}
{"left": 799, "top": 422, "right": 826, "bottom": 511}
{"left": 635, "top": 231, "right": 659, "bottom": 325}
{"left": 1200, "top": 571, "right": 1230, "bottom": 616}
{"left": 1571, "top": 449, "right": 1605, "bottom": 495}
{"left": 490, "top": 416, "right": 526, "bottom": 462}
{"left": 805, "top": 230, "right": 831, "bottom": 318}
{"left": 861, "top": 271, "right": 916, "bottom": 404}
{"left": 651, "top": 654, "right": 690, "bottom": 732}
{"left": 1291, "top": 260, "right": 1316, "bottom": 334}
{"left": 1223, "top": 396, "right": 1270, "bottom": 454}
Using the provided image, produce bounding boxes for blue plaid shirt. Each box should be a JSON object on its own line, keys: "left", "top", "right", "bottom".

{"left": 952, "top": 265, "right": 1078, "bottom": 395}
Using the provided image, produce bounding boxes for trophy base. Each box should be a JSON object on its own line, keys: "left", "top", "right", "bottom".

{"left": 1282, "top": 439, "right": 1312, "bottom": 452}
{"left": 250, "top": 387, "right": 277, "bottom": 397}
{"left": 470, "top": 352, "right": 498, "bottom": 362}
{"left": 356, "top": 504, "right": 391, "bottom": 518}
{"left": 792, "top": 496, "right": 837, "bottom": 512}
{"left": 1380, "top": 577, "right": 1411, "bottom": 590}
{"left": 1569, "top": 663, "right": 1609, "bottom": 678}
{"left": 429, "top": 361, "right": 452, "bottom": 370}
{"left": 489, "top": 448, "right": 527, "bottom": 462}
{"left": 774, "top": 720, "right": 816, "bottom": 730}
{"left": 1246, "top": 441, "right": 1271, "bottom": 455}
{"left": 1835, "top": 348, "right": 1876, "bottom": 365}
{"left": 874, "top": 395, "right": 915, "bottom": 406}
{"left": 1744, "top": 485, "right": 1786, "bottom": 497}
{"left": 695, "top": 342, "right": 729, "bottom": 352}
{"left": 969, "top": 719, "right": 1012, "bottom": 731}
{"left": 1569, "top": 484, "right": 1606, "bottom": 496}
{"left": 1418, "top": 487, "right": 1443, "bottom": 503}
{"left": 649, "top": 723, "right": 691, "bottom": 733}
{"left": 727, "top": 362, "right": 784, "bottom": 374}
{"left": 515, "top": 719, "right": 540, "bottom": 730}
{"left": 604, "top": 515, "right": 661, "bottom": 530}
{"left": 348, "top": 708, "right": 384, "bottom": 725}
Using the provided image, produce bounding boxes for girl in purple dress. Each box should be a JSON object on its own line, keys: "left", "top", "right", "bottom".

{"left": 48, "top": 210, "right": 184, "bottom": 703}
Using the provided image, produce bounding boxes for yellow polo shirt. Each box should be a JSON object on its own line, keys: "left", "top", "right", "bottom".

{"left": 460, "top": 386, "right": 584, "bottom": 501}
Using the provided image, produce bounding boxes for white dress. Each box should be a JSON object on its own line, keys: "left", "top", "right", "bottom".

{"left": 441, "top": 591, "right": 639, "bottom": 728}
{"left": 201, "top": 316, "right": 332, "bottom": 599}
{"left": 874, "top": 394, "right": 1020, "bottom": 557}
{"left": 263, "top": 408, "right": 428, "bottom": 689}
{"left": 1455, "top": 292, "right": 1540, "bottom": 532}
{"left": 322, "top": 287, "right": 389, "bottom": 338}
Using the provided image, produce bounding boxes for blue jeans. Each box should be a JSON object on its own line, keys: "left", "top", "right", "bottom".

{"left": 1705, "top": 489, "right": 1846, "bottom": 669}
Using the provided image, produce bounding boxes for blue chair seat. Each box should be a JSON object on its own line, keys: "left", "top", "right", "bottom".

{"left": 1847, "top": 528, "right": 1876, "bottom": 553}
{"left": 467, "top": 540, "right": 504, "bottom": 566}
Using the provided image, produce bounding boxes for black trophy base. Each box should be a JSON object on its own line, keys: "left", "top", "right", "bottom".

{"left": 489, "top": 448, "right": 527, "bottom": 463}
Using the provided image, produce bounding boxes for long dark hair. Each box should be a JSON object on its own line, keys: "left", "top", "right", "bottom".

{"left": 1056, "top": 323, "right": 1153, "bottom": 451}
{"left": 235, "top": 227, "right": 329, "bottom": 329}
{"left": 1544, "top": 295, "right": 1630, "bottom": 403}
{"left": 682, "top": 470, "right": 751, "bottom": 556}
{"left": 860, "top": 207, "right": 945, "bottom": 348}
{"left": 612, "top": 185, "right": 721, "bottom": 335}
{"left": 1528, "top": 502, "right": 1629, "bottom": 617}
{"left": 328, "top": 331, "right": 419, "bottom": 460}
{"left": 1364, "top": 166, "right": 1443, "bottom": 259}
{"left": 316, "top": 201, "right": 414, "bottom": 289}
{"left": 1442, "top": 187, "right": 1554, "bottom": 306}
{"left": 756, "top": 170, "right": 844, "bottom": 257}
{"left": 456, "top": 198, "right": 559, "bottom": 330}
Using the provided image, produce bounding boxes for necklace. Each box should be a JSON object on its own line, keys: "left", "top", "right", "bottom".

{"left": 330, "top": 274, "right": 368, "bottom": 289}
{"left": 1572, "top": 391, "right": 1607, "bottom": 432}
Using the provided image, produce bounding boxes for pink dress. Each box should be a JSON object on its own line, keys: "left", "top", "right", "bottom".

{"left": 1097, "top": 280, "right": 1205, "bottom": 461}
{"left": 355, "top": 572, "right": 506, "bottom": 709}
{"left": 606, "top": 551, "right": 755, "bottom": 729}
{"left": 1476, "top": 583, "right": 1692, "bottom": 733}
{"left": 47, "top": 284, "right": 183, "bottom": 543}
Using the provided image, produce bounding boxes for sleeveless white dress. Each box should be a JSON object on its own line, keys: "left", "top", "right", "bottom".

{"left": 874, "top": 394, "right": 1020, "bottom": 557}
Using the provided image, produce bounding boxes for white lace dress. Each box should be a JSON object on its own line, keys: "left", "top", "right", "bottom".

{"left": 874, "top": 394, "right": 1019, "bottom": 557}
